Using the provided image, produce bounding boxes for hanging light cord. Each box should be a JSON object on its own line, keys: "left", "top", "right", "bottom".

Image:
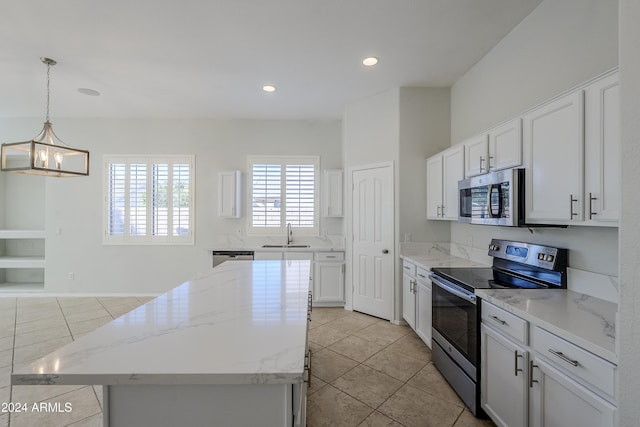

{"left": 45, "top": 60, "right": 51, "bottom": 122}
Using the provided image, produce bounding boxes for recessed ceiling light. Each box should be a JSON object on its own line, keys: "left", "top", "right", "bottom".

{"left": 262, "top": 85, "right": 276, "bottom": 93}
{"left": 362, "top": 57, "right": 379, "bottom": 67}
{"left": 78, "top": 88, "right": 100, "bottom": 96}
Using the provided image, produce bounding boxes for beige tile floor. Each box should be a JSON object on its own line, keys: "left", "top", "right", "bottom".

{"left": 0, "top": 298, "right": 495, "bottom": 427}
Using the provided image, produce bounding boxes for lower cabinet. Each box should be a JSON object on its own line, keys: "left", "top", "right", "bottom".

{"left": 529, "top": 356, "right": 616, "bottom": 427}
{"left": 481, "top": 300, "right": 618, "bottom": 427}
{"left": 415, "top": 276, "right": 432, "bottom": 348}
{"left": 401, "top": 260, "right": 432, "bottom": 348}
{"left": 481, "top": 324, "right": 528, "bottom": 427}
{"left": 313, "top": 253, "right": 345, "bottom": 306}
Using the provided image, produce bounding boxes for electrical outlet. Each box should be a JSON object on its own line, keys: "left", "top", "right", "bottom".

{"left": 67, "top": 272, "right": 75, "bottom": 280}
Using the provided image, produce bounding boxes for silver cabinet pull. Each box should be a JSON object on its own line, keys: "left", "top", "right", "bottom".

{"left": 488, "top": 155, "right": 494, "bottom": 170}
{"left": 304, "top": 350, "right": 312, "bottom": 385}
{"left": 441, "top": 205, "right": 445, "bottom": 217}
{"left": 514, "top": 350, "right": 523, "bottom": 377}
{"left": 490, "top": 315, "right": 507, "bottom": 325}
{"left": 529, "top": 360, "right": 538, "bottom": 388}
{"left": 548, "top": 349, "right": 579, "bottom": 367}
{"left": 479, "top": 156, "right": 485, "bottom": 172}
{"left": 588, "top": 193, "right": 598, "bottom": 220}
{"left": 417, "top": 273, "right": 427, "bottom": 279}
{"left": 403, "top": 265, "right": 411, "bottom": 270}
{"left": 570, "top": 194, "right": 578, "bottom": 218}
{"left": 436, "top": 205, "right": 442, "bottom": 217}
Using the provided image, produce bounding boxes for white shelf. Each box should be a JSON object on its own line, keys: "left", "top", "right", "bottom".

{"left": 0, "top": 282, "right": 44, "bottom": 292}
{"left": 0, "top": 256, "right": 46, "bottom": 268}
{"left": 0, "top": 230, "right": 46, "bottom": 239}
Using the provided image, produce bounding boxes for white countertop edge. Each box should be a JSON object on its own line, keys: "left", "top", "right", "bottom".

{"left": 12, "top": 371, "right": 305, "bottom": 386}
{"left": 476, "top": 290, "right": 617, "bottom": 365}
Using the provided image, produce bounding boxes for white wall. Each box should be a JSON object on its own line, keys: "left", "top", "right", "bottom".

{"left": 618, "top": 0, "right": 640, "bottom": 423}
{"left": 1, "top": 117, "right": 342, "bottom": 294}
{"left": 343, "top": 87, "right": 451, "bottom": 321}
{"left": 451, "top": 0, "right": 618, "bottom": 143}
{"left": 449, "top": 0, "right": 619, "bottom": 280}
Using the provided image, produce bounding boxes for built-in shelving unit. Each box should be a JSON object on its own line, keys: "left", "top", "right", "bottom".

{"left": 0, "top": 229, "right": 45, "bottom": 292}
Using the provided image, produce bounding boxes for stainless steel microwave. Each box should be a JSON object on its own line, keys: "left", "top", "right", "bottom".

{"left": 458, "top": 168, "right": 524, "bottom": 226}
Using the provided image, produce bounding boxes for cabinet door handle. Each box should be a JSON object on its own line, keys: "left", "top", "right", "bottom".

{"left": 437, "top": 205, "right": 442, "bottom": 217}
{"left": 569, "top": 194, "right": 579, "bottom": 218}
{"left": 514, "top": 350, "right": 523, "bottom": 377}
{"left": 529, "top": 360, "right": 538, "bottom": 388}
{"left": 490, "top": 315, "right": 507, "bottom": 325}
{"left": 488, "top": 155, "right": 494, "bottom": 170}
{"left": 479, "top": 156, "right": 485, "bottom": 172}
{"left": 418, "top": 273, "right": 427, "bottom": 279}
{"left": 588, "top": 193, "right": 598, "bottom": 220}
{"left": 548, "top": 349, "right": 579, "bottom": 367}
{"left": 441, "top": 205, "right": 445, "bottom": 217}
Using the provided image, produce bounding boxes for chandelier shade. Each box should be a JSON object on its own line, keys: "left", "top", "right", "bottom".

{"left": 0, "top": 57, "right": 90, "bottom": 177}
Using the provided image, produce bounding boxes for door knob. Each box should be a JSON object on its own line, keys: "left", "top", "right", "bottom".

{"left": 382, "top": 249, "right": 389, "bottom": 254}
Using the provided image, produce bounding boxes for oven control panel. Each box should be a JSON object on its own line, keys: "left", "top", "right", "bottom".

{"left": 488, "top": 239, "right": 568, "bottom": 271}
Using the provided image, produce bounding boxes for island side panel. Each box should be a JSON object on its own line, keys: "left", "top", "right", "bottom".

{"left": 104, "top": 383, "right": 293, "bottom": 427}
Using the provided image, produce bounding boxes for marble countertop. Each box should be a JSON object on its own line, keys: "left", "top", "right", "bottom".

{"left": 12, "top": 260, "right": 311, "bottom": 386}
{"left": 476, "top": 289, "right": 617, "bottom": 364}
{"left": 399, "top": 251, "right": 488, "bottom": 271}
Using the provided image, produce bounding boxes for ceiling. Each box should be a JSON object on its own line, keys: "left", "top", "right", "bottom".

{"left": 0, "top": 0, "right": 542, "bottom": 120}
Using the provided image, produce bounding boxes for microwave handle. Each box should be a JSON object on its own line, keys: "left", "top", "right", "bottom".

{"left": 488, "top": 184, "right": 504, "bottom": 218}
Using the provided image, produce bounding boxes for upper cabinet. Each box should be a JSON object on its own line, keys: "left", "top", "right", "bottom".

{"left": 523, "top": 91, "right": 585, "bottom": 224}
{"left": 218, "top": 170, "right": 242, "bottom": 218}
{"left": 488, "top": 118, "right": 522, "bottom": 172}
{"left": 464, "top": 118, "right": 522, "bottom": 178}
{"left": 463, "top": 134, "right": 489, "bottom": 177}
{"left": 584, "top": 72, "right": 620, "bottom": 225}
{"left": 323, "top": 169, "right": 343, "bottom": 217}
{"left": 426, "top": 145, "right": 464, "bottom": 220}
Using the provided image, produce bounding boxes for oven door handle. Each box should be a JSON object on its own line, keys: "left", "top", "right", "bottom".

{"left": 429, "top": 274, "right": 476, "bottom": 304}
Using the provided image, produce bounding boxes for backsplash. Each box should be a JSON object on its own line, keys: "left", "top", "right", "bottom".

{"left": 209, "top": 234, "right": 346, "bottom": 250}
{"left": 401, "top": 241, "right": 619, "bottom": 304}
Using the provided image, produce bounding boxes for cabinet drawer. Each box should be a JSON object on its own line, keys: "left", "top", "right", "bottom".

{"left": 481, "top": 301, "right": 528, "bottom": 344}
{"left": 416, "top": 267, "right": 430, "bottom": 283}
{"left": 315, "top": 252, "right": 344, "bottom": 261}
{"left": 402, "top": 260, "right": 416, "bottom": 276}
{"left": 533, "top": 326, "right": 616, "bottom": 399}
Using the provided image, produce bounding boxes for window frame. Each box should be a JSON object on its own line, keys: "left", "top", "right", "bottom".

{"left": 103, "top": 154, "right": 195, "bottom": 245}
{"left": 247, "top": 155, "right": 320, "bottom": 236}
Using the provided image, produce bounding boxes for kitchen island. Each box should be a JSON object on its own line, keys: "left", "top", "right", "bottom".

{"left": 12, "top": 260, "right": 312, "bottom": 427}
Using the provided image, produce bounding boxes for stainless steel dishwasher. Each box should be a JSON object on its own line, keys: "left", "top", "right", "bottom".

{"left": 212, "top": 250, "right": 255, "bottom": 267}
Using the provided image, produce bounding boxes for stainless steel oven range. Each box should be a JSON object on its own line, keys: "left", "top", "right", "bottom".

{"left": 430, "top": 239, "right": 568, "bottom": 416}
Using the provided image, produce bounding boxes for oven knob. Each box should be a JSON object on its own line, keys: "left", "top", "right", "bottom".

{"left": 537, "top": 253, "right": 545, "bottom": 260}
{"left": 545, "top": 254, "right": 555, "bottom": 262}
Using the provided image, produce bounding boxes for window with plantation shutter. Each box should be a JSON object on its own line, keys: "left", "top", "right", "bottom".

{"left": 248, "top": 156, "right": 319, "bottom": 236}
{"left": 103, "top": 155, "right": 194, "bottom": 245}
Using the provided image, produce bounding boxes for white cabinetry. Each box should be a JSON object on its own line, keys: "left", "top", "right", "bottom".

{"left": 402, "top": 261, "right": 417, "bottom": 329}
{"left": 426, "top": 145, "right": 464, "bottom": 220}
{"left": 0, "top": 230, "right": 45, "bottom": 291}
{"left": 464, "top": 118, "right": 522, "bottom": 178}
{"left": 481, "top": 300, "right": 618, "bottom": 427}
{"left": 323, "top": 170, "right": 343, "bottom": 217}
{"left": 523, "top": 91, "right": 585, "bottom": 224}
{"left": 481, "top": 300, "right": 529, "bottom": 427}
{"left": 218, "top": 171, "right": 242, "bottom": 218}
{"left": 402, "top": 260, "right": 431, "bottom": 348}
{"left": 488, "top": 118, "right": 522, "bottom": 172}
{"left": 313, "top": 252, "right": 344, "bottom": 306}
{"left": 414, "top": 268, "right": 432, "bottom": 348}
{"left": 464, "top": 134, "right": 490, "bottom": 177}
{"left": 584, "top": 72, "right": 620, "bottom": 224}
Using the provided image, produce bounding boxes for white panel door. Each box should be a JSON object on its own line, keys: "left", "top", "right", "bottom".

{"left": 426, "top": 155, "right": 443, "bottom": 219}
{"left": 523, "top": 91, "right": 584, "bottom": 223}
{"left": 351, "top": 164, "right": 394, "bottom": 320}
{"left": 489, "top": 118, "right": 523, "bottom": 172}
{"left": 464, "top": 134, "right": 489, "bottom": 177}
{"left": 584, "top": 72, "right": 620, "bottom": 224}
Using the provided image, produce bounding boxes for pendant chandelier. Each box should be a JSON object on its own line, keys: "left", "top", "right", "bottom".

{"left": 1, "top": 57, "right": 89, "bottom": 177}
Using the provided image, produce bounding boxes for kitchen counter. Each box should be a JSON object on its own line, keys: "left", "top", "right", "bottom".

{"left": 13, "top": 260, "right": 311, "bottom": 386}
{"left": 12, "top": 260, "right": 312, "bottom": 426}
{"left": 399, "top": 250, "right": 488, "bottom": 271}
{"left": 476, "top": 288, "right": 617, "bottom": 364}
